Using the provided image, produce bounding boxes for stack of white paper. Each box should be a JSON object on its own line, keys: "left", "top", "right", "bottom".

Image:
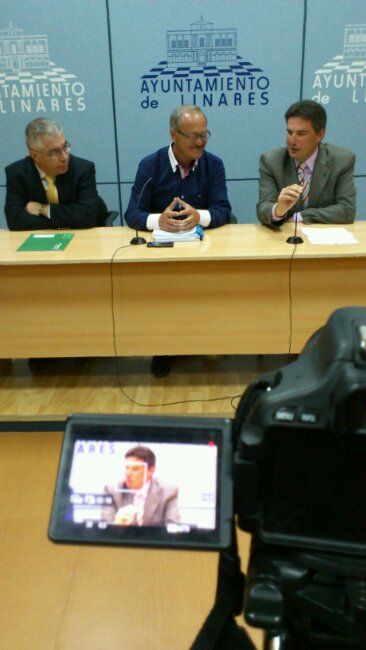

{"left": 153, "top": 225, "right": 204, "bottom": 242}
{"left": 300, "top": 227, "right": 358, "bottom": 245}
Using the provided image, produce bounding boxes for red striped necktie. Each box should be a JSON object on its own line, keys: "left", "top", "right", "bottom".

{"left": 296, "top": 162, "right": 310, "bottom": 208}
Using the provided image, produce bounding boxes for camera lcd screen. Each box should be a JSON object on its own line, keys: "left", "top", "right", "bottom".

{"left": 49, "top": 414, "right": 233, "bottom": 549}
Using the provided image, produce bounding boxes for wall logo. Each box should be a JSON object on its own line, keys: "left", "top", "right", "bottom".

{"left": 140, "top": 16, "right": 270, "bottom": 109}
{"left": 0, "top": 23, "right": 86, "bottom": 114}
{"left": 313, "top": 24, "right": 366, "bottom": 104}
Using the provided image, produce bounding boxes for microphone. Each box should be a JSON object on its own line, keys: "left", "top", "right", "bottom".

{"left": 130, "top": 176, "right": 152, "bottom": 245}
{"left": 286, "top": 212, "right": 303, "bottom": 244}
{"left": 287, "top": 172, "right": 304, "bottom": 245}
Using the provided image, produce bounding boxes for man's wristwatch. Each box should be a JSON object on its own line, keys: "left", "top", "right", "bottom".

{"left": 39, "top": 204, "right": 48, "bottom": 218}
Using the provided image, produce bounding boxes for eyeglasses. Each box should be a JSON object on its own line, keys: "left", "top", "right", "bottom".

{"left": 175, "top": 129, "right": 211, "bottom": 141}
{"left": 33, "top": 141, "right": 71, "bottom": 159}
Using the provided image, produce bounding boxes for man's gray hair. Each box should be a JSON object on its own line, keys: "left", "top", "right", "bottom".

{"left": 25, "top": 117, "right": 63, "bottom": 150}
{"left": 169, "top": 105, "right": 207, "bottom": 130}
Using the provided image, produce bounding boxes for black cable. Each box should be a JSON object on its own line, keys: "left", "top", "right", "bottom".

{"left": 230, "top": 394, "right": 242, "bottom": 411}
{"left": 109, "top": 245, "right": 242, "bottom": 410}
{"left": 109, "top": 227, "right": 300, "bottom": 409}
{"left": 288, "top": 241, "right": 298, "bottom": 355}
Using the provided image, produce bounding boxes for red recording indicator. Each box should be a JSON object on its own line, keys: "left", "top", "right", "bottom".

{"left": 208, "top": 441, "right": 216, "bottom": 446}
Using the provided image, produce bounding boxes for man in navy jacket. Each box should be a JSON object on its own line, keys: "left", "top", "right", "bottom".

{"left": 124, "top": 105, "right": 231, "bottom": 233}
{"left": 5, "top": 117, "right": 107, "bottom": 230}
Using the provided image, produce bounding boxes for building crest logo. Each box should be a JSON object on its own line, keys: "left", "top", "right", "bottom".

{"left": 0, "top": 23, "right": 86, "bottom": 114}
{"left": 140, "top": 17, "right": 270, "bottom": 109}
{"left": 313, "top": 24, "right": 366, "bottom": 104}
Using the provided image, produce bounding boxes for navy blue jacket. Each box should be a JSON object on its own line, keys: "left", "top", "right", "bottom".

{"left": 124, "top": 146, "right": 231, "bottom": 231}
{"left": 5, "top": 155, "right": 107, "bottom": 230}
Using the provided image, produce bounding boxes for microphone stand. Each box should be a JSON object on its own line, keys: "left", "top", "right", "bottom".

{"left": 130, "top": 232, "right": 147, "bottom": 246}
{"left": 286, "top": 213, "right": 303, "bottom": 245}
{"left": 130, "top": 176, "right": 152, "bottom": 245}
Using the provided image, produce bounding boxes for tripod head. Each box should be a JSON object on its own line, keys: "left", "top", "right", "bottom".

{"left": 245, "top": 540, "right": 366, "bottom": 649}
{"left": 193, "top": 531, "right": 366, "bottom": 650}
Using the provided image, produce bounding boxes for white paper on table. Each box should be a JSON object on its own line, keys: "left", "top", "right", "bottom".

{"left": 300, "top": 226, "right": 358, "bottom": 245}
{"left": 152, "top": 226, "right": 200, "bottom": 242}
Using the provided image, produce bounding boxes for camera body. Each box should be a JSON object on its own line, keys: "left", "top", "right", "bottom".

{"left": 234, "top": 306, "right": 366, "bottom": 557}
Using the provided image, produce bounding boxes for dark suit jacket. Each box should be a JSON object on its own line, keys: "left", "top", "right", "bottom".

{"left": 257, "top": 142, "right": 356, "bottom": 226}
{"left": 5, "top": 155, "right": 107, "bottom": 230}
{"left": 103, "top": 478, "right": 180, "bottom": 526}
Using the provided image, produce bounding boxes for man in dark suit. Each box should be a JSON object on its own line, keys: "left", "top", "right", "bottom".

{"left": 103, "top": 445, "right": 180, "bottom": 527}
{"left": 5, "top": 117, "right": 107, "bottom": 230}
{"left": 257, "top": 99, "right": 356, "bottom": 226}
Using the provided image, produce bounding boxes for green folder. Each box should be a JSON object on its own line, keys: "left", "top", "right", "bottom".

{"left": 17, "top": 233, "right": 74, "bottom": 252}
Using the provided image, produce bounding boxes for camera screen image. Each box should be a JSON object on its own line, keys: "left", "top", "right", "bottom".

{"left": 49, "top": 414, "right": 233, "bottom": 549}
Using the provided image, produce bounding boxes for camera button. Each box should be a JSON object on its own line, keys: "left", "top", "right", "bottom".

{"left": 299, "top": 410, "right": 319, "bottom": 424}
{"left": 274, "top": 407, "right": 296, "bottom": 422}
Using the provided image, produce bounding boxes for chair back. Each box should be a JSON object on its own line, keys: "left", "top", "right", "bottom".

{"left": 97, "top": 196, "right": 119, "bottom": 226}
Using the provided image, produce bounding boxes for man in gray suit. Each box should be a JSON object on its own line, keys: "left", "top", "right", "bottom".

{"left": 103, "top": 445, "right": 180, "bottom": 526}
{"left": 257, "top": 99, "right": 356, "bottom": 226}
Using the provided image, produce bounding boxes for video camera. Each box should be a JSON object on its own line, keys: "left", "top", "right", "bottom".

{"left": 49, "top": 307, "right": 366, "bottom": 648}
{"left": 234, "top": 304, "right": 366, "bottom": 557}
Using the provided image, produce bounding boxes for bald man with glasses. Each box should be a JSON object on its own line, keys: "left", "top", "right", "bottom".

{"left": 125, "top": 105, "right": 231, "bottom": 378}
{"left": 124, "top": 105, "right": 231, "bottom": 233}
{"left": 5, "top": 117, "right": 107, "bottom": 230}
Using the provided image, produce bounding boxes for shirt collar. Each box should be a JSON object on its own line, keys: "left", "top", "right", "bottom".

{"left": 295, "top": 147, "right": 318, "bottom": 173}
{"left": 35, "top": 163, "right": 46, "bottom": 179}
{"left": 168, "top": 144, "right": 198, "bottom": 174}
{"left": 35, "top": 162, "right": 56, "bottom": 182}
{"left": 135, "top": 479, "right": 151, "bottom": 498}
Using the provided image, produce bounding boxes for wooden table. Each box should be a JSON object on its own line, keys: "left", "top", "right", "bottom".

{"left": 1, "top": 223, "right": 366, "bottom": 358}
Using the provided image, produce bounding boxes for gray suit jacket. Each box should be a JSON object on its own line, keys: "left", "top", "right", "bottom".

{"left": 103, "top": 478, "right": 180, "bottom": 526}
{"left": 257, "top": 142, "right": 356, "bottom": 226}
